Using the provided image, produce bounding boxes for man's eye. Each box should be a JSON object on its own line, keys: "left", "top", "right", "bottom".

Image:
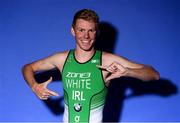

{"left": 89, "top": 29, "right": 96, "bottom": 33}
{"left": 78, "top": 29, "right": 84, "bottom": 32}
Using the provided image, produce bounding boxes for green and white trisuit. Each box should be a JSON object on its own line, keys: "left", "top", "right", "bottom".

{"left": 62, "top": 49, "right": 108, "bottom": 123}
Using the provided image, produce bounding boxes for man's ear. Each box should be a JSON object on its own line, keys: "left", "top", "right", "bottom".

{"left": 71, "top": 27, "right": 75, "bottom": 36}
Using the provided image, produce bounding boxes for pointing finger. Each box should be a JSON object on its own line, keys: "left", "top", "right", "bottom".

{"left": 96, "top": 65, "right": 108, "bottom": 70}
{"left": 97, "top": 65, "right": 115, "bottom": 73}
{"left": 48, "top": 90, "right": 59, "bottom": 97}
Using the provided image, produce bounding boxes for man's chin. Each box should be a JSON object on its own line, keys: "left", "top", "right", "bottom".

{"left": 82, "top": 47, "right": 94, "bottom": 51}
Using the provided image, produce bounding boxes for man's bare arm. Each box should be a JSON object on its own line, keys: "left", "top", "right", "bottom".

{"left": 22, "top": 51, "right": 68, "bottom": 100}
{"left": 101, "top": 52, "right": 160, "bottom": 82}
{"left": 22, "top": 54, "right": 58, "bottom": 88}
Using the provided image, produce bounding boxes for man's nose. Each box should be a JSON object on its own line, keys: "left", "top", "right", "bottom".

{"left": 84, "top": 31, "right": 90, "bottom": 39}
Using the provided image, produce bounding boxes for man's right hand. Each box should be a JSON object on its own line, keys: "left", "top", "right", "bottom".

{"left": 32, "top": 77, "right": 59, "bottom": 100}
{"left": 97, "top": 62, "right": 128, "bottom": 82}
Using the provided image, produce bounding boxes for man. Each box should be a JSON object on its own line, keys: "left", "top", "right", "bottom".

{"left": 22, "top": 9, "right": 160, "bottom": 123}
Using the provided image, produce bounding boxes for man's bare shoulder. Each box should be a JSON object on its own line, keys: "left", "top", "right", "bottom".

{"left": 102, "top": 51, "right": 134, "bottom": 66}
{"left": 102, "top": 51, "right": 124, "bottom": 58}
{"left": 48, "top": 50, "right": 70, "bottom": 71}
{"left": 102, "top": 51, "right": 117, "bottom": 65}
{"left": 51, "top": 50, "right": 70, "bottom": 64}
{"left": 102, "top": 51, "right": 143, "bottom": 68}
{"left": 53, "top": 50, "right": 69, "bottom": 58}
{"left": 102, "top": 51, "right": 131, "bottom": 61}
{"left": 102, "top": 51, "right": 121, "bottom": 61}
{"left": 102, "top": 51, "right": 114, "bottom": 58}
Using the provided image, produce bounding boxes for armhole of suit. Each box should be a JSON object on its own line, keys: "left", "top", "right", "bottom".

{"left": 61, "top": 50, "right": 71, "bottom": 74}
{"left": 100, "top": 51, "right": 108, "bottom": 88}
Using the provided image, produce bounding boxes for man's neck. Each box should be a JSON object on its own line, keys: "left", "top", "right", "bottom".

{"left": 74, "top": 48, "right": 95, "bottom": 63}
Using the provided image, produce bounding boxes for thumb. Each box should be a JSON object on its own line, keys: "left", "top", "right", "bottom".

{"left": 44, "top": 77, "right": 53, "bottom": 87}
{"left": 105, "top": 74, "right": 116, "bottom": 82}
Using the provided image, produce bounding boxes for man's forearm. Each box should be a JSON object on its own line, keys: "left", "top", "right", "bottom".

{"left": 22, "top": 64, "right": 38, "bottom": 89}
{"left": 126, "top": 65, "right": 160, "bottom": 81}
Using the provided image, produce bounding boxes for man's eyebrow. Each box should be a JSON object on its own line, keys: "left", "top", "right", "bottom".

{"left": 76, "top": 27, "right": 84, "bottom": 29}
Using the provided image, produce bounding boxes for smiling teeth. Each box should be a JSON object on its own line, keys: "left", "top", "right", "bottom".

{"left": 82, "top": 41, "right": 89, "bottom": 43}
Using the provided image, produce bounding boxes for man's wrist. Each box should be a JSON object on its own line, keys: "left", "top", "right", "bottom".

{"left": 123, "top": 67, "right": 130, "bottom": 77}
{"left": 31, "top": 82, "right": 38, "bottom": 92}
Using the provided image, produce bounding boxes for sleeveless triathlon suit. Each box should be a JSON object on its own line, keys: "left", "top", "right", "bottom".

{"left": 62, "top": 49, "right": 108, "bottom": 123}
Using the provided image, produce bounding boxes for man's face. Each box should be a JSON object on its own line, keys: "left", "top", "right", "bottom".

{"left": 71, "top": 19, "right": 97, "bottom": 51}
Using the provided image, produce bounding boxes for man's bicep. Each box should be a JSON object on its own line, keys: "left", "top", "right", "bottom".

{"left": 31, "top": 55, "right": 59, "bottom": 72}
{"left": 116, "top": 55, "right": 145, "bottom": 68}
{"left": 103, "top": 52, "right": 144, "bottom": 69}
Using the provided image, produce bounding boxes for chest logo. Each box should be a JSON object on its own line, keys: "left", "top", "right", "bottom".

{"left": 74, "top": 103, "right": 82, "bottom": 112}
{"left": 91, "top": 59, "right": 99, "bottom": 63}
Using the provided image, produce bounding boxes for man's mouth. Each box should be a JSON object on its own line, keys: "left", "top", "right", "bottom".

{"left": 81, "top": 40, "right": 91, "bottom": 45}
